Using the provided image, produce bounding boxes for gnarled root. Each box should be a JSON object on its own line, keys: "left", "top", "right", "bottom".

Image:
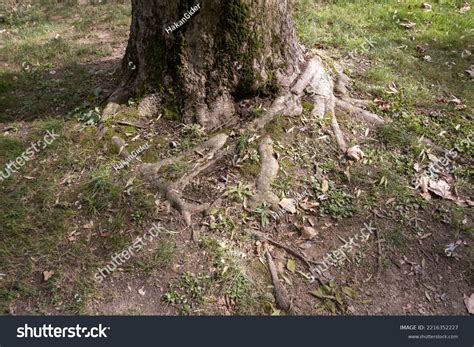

{"left": 138, "top": 133, "right": 228, "bottom": 226}
{"left": 173, "top": 133, "right": 229, "bottom": 188}
{"left": 331, "top": 114, "right": 348, "bottom": 152}
{"left": 335, "top": 99, "right": 384, "bottom": 126}
{"left": 147, "top": 175, "right": 207, "bottom": 227}
{"left": 248, "top": 136, "right": 280, "bottom": 210}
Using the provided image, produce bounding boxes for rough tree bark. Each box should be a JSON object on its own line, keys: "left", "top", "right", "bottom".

{"left": 106, "top": 0, "right": 305, "bottom": 128}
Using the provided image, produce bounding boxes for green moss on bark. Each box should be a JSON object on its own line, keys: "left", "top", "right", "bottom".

{"left": 219, "top": 0, "right": 264, "bottom": 97}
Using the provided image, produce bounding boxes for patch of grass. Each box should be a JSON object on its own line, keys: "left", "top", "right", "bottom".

{"left": 0, "top": 136, "right": 25, "bottom": 166}
{"left": 379, "top": 123, "right": 414, "bottom": 148}
{"left": 82, "top": 170, "right": 121, "bottom": 214}
{"left": 0, "top": 1, "right": 130, "bottom": 121}
{"left": 209, "top": 210, "right": 236, "bottom": 236}
{"left": 250, "top": 105, "right": 265, "bottom": 118}
{"left": 236, "top": 130, "right": 251, "bottom": 155}
{"left": 253, "top": 203, "right": 272, "bottom": 228}
{"left": 223, "top": 183, "right": 253, "bottom": 202}
{"left": 320, "top": 188, "right": 357, "bottom": 220}
{"left": 384, "top": 227, "right": 407, "bottom": 247}
{"left": 264, "top": 114, "right": 286, "bottom": 139}
{"left": 199, "top": 237, "right": 264, "bottom": 314}
{"left": 154, "top": 240, "right": 177, "bottom": 268}
{"left": 238, "top": 156, "right": 261, "bottom": 178}
{"left": 162, "top": 272, "right": 212, "bottom": 315}
{"left": 160, "top": 160, "right": 187, "bottom": 180}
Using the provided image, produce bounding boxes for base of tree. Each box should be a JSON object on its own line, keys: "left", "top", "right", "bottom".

{"left": 104, "top": 51, "right": 390, "bottom": 313}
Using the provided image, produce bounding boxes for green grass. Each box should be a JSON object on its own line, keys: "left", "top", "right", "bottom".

{"left": 0, "top": 1, "right": 132, "bottom": 314}
{"left": 0, "top": 0, "right": 472, "bottom": 316}
{"left": 0, "top": 1, "right": 131, "bottom": 122}
{"left": 295, "top": 0, "right": 473, "bottom": 151}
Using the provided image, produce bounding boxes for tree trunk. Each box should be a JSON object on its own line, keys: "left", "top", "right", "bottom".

{"left": 115, "top": 0, "right": 305, "bottom": 128}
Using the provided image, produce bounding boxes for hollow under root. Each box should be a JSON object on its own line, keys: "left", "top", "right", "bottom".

{"left": 248, "top": 136, "right": 280, "bottom": 210}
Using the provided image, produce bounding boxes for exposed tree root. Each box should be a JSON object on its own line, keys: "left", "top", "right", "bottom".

{"left": 264, "top": 242, "right": 293, "bottom": 314}
{"left": 250, "top": 230, "right": 325, "bottom": 285}
{"left": 138, "top": 133, "right": 228, "bottom": 225}
{"left": 102, "top": 86, "right": 129, "bottom": 120}
{"left": 331, "top": 114, "right": 348, "bottom": 152}
{"left": 335, "top": 99, "right": 384, "bottom": 126}
{"left": 141, "top": 133, "right": 228, "bottom": 175}
{"left": 107, "top": 54, "right": 389, "bottom": 227}
{"left": 111, "top": 136, "right": 130, "bottom": 158}
{"left": 247, "top": 94, "right": 301, "bottom": 132}
{"left": 291, "top": 58, "right": 321, "bottom": 96}
{"left": 173, "top": 134, "right": 229, "bottom": 189}
{"left": 145, "top": 175, "right": 208, "bottom": 226}
{"left": 249, "top": 136, "right": 280, "bottom": 210}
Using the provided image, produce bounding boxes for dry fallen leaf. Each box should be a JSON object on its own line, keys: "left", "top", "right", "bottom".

{"left": 461, "top": 49, "right": 472, "bottom": 58}
{"left": 301, "top": 226, "right": 318, "bottom": 240}
{"left": 424, "top": 179, "right": 473, "bottom": 206}
{"left": 465, "top": 65, "right": 474, "bottom": 79}
{"left": 43, "top": 270, "right": 54, "bottom": 282}
{"left": 386, "top": 82, "right": 399, "bottom": 94}
{"left": 428, "top": 179, "right": 454, "bottom": 199}
{"left": 400, "top": 21, "right": 416, "bottom": 29}
{"left": 448, "top": 96, "right": 462, "bottom": 105}
{"left": 464, "top": 293, "right": 474, "bottom": 314}
{"left": 286, "top": 259, "right": 296, "bottom": 273}
{"left": 279, "top": 198, "right": 296, "bottom": 214}
{"left": 346, "top": 145, "right": 364, "bottom": 161}
{"left": 422, "top": 3, "right": 432, "bottom": 11}
{"left": 460, "top": 1, "right": 471, "bottom": 14}
{"left": 299, "top": 200, "right": 319, "bottom": 211}
{"left": 321, "top": 179, "right": 329, "bottom": 193}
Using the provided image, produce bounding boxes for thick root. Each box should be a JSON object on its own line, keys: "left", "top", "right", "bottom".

{"left": 173, "top": 133, "right": 229, "bottom": 189}
{"left": 143, "top": 174, "right": 207, "bottom": 227}
{"left": 249, "top": 136, "right": 280, "bottom": 210}
{"left": 291, "top": 58, "right": 321, "bottom": 96}
{"left": 331, "top": 114, "right": 348, "bottom": 152}
{"left": 141, "top": 133, "right": 228, "bottom": 175}
{"left": 102, "top": 87, "right": 129, "bottom": 120}
{"left": 264, "top": 242, "right": 293, "bottom": 314}
{"left": 336, "top": 99, "right": 384, "bottom": 126}
{"left": 138, "top": 133, "right": 228, "bottom": 226}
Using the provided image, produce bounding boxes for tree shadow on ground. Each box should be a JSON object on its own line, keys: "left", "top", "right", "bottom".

{"left": 0, "top": 56, "right": 122, "bottom": 123}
